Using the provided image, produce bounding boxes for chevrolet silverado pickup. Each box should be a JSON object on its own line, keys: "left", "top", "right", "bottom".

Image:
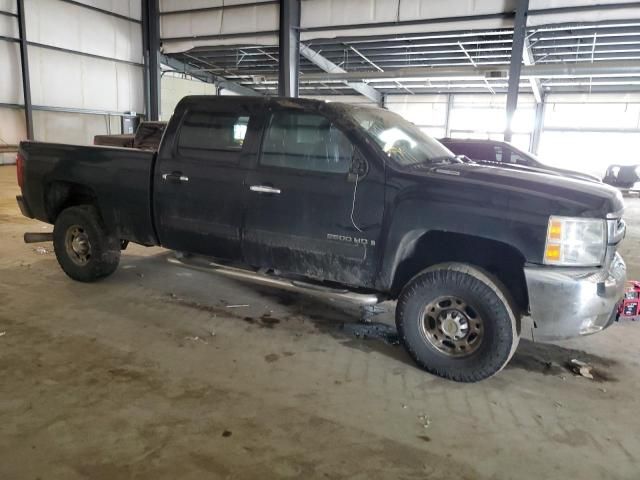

{"left": 15, "top": 96, "right": 627, "bottom": 382}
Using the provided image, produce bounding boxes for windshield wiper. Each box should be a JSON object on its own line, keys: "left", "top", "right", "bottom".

{"left": 410, "top": 155, "right": 463, "bottom": 167}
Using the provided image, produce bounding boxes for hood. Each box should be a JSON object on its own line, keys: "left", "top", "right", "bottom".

{"left": 472, "top": 159, "right": 601, "bottom": 183}
{"left": 405, "top": 162, "right": 624, "bottom": 218}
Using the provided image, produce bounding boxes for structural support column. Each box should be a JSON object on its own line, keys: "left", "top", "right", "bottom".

{"left": 278, "top": 0, "right": 301, "bottom": 97}
{"left": 529, "top": 97, "right": 545, "bottom": 154}
{"left": 505, "top": 0, "right": 529, "bottom": 143}
{"left": 16, "top": 0, "right": 33, "bottom": 139}
{"left": 143, "top": 0, "right": 161, "bottom": 120}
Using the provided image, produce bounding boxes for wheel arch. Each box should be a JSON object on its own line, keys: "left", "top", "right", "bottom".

{"left": 386, "top": 230, "right": 529, "bottom": 316}
{"left": 45, "top": 181, "right": 102, "bottom": 224}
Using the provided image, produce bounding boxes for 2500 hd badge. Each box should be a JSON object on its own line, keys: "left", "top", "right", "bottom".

{"left": 327, "top": 233, "right": 376, "bottom": 247}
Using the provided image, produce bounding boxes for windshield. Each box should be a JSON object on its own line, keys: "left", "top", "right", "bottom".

{"left": 349, "top": 106, "right": 455, "bottom": 166}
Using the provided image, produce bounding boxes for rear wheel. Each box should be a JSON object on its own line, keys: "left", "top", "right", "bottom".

{"left": 53, "top": 206, "right": 120, "bottom": 282}
{"left": 396, "top": 263, "right": 519, "bottom": 382}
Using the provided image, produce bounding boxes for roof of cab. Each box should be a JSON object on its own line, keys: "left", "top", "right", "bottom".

{"left": 176, "top": 95, "right": 328, "bottom": 110}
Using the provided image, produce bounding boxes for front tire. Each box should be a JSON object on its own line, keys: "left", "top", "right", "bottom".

{"left": 396, "top": 263, "right": 519, "bottom": 382}
{"left": 53, "top": 205, "right": 120, "bottom": 282}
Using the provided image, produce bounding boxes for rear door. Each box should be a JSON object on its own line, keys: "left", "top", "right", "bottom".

{"left": 154, "top": 105, "right": 261, "bottom": 260}
{"left": 242, "top": 108, "right": 385, "bottom": 288}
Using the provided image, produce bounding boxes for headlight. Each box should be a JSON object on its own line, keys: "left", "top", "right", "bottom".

{"left": 544, "top": 216, "right": 606, "bottom": 266}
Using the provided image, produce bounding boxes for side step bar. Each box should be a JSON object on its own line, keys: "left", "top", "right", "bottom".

{"left": 167, "top": 254, "right": 382, "bottom": 305}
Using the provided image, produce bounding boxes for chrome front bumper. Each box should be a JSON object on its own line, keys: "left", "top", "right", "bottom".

{"left": 524, "top": 252, "right": 626, "bottom": 341}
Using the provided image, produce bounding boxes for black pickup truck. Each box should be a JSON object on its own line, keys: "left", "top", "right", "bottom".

{"left": 16, "top": 96, "right": 627, "bottom": 382}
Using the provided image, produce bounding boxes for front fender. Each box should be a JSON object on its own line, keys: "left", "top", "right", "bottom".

{"left": 376, "top": 194, "right": 546, "bottom": 291}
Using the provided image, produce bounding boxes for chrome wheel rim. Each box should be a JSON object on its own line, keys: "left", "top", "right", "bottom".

{"left": 65, "top": 225, "right": 92, "bottom": 266}
{"left": 420, "top": 296, "right": 484, "bottom": 357}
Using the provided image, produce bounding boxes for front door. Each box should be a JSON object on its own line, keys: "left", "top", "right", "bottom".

{"left": 154, "top": 106, "right": 260, "bottom": 260}
{"left": 242, "top": 110, "right": 385, "bottom": 288}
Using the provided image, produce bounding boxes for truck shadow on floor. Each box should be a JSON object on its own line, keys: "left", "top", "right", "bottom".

{"left": 120, "top": 252, "right": 620, "bottom": 381}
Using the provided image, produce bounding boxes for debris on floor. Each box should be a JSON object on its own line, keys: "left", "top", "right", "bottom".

{"left": 342, "top": 322, "right": 400, "bottom": 345}
{"left": 226, "top": 304, "right": 249, "bottom": 308}
{"left": 0, "top": 331, "right": 6, "bottom": 337}
{"left": 569, "top": 359, "right": 594, "bottom": 379}
{"left": 418, "top": 414, "right": 431, "bottom": 429}
{"left": 33, "top": 246, "right": 51, "bottom": 255}
{"left": 360, "top": 304, "right": 386, "bottom": 323}
{"left": 184, "top": 335, "right": 208, "bottom": 344}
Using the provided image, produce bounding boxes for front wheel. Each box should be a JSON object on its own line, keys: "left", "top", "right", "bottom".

{"left": 396, "top": 263, "right": 519, "bottom": 382}
{"left": 53, "top": 205, "right": 121, "bottom": 282}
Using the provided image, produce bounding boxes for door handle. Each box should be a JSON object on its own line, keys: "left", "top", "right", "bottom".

{"left": 250, "top": 185, "right": 281, "bottom": 194}
{"left": 162, "top": 172, "right": 189, "bottom": 182}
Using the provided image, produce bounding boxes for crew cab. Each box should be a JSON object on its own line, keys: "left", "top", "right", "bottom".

{"left": 15, "top": 96, "right": 627, "bottom": 382}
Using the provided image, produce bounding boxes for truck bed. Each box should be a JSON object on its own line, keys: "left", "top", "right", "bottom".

{"left": 19, "top": 141, "right": 158, "bottom": 245}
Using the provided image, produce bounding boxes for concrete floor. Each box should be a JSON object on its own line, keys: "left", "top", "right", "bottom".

{"left": 1, "top": 164, "right": 640, "bottom": 480}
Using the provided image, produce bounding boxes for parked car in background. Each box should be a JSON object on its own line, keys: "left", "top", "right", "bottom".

{"left": 94, "top": 121, "right": 167, "bottom": 150}
{"left": 16, "top": 97, "right": 627, "bottom": 382}
{"left": 603, "top": 164, "right": 640, "bottom": 190}
{"left": 439, "top": 138, "right": 600, "bottom": 182}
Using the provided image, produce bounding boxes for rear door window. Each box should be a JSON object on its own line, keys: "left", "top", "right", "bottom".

{"left": 178, "top": 111, "right": 250, "bottom": 161}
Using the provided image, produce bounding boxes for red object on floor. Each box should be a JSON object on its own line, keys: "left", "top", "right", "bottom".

{"left": 619, "top": 281, "right": 640, "bottom": 320}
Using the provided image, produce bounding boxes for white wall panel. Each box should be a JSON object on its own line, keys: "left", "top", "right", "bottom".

{"left": 299, "top": 0, "right": 640, "bottom": 42}
{"left": 0, "top": 107, "right": 26, "bottom": 143}
{"left": 160, "top": 1, "right": 278, "bottom": 52}
{"left": 71, "top": 0, "right": 141, "bottom": 20}
{"left": 300, "top": 0, "right": 515, "bottom": 41}
{"left": 160, "top": 2, "right": 278, "bottom": 37}
{"left": 160, "top": 74, "right": 216, "bottom": 120}
{"left": 160, "top": 0, "right": 274, "bottom": 13}
{"left": 529, "top": 0, "right": 640, "bottom": 26}
{"left": 25, "top": 0, "right": 143, "bottom": 64}
{"left": 0, "top": 0, "right": 16, "bottom": 14}
{"left": 0, "top": 41, "right": 23, "bottom": 104}
{"left": 0, "top": 14, "right": 18, "bottom": 37}
{"left": 1, "top": 106, "right": 22, "bottom": 163}
{"left": 32, "top": 110, "right": 121, "bottom": 144}
{"left": 28, "top": 45, "right": 144, "bottom": 112}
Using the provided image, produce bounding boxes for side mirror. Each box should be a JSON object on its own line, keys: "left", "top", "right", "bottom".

{"left": 347, "top": 152, "right": 368, "bottom": 182}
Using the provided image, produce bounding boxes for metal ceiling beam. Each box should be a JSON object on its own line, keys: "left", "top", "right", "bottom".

{"left": 523, "top": 38, "right": 542, "bottom": 104}
{"left": 278, "top": 0, "right": 300, "bottom": 97}
{"left": 289, "top": 60, "right": 640, "bottom": 83}
{"left": 299, "top": 44, "right": 382, "bottom": 105}
{"left": 505, "top": 0, "right": 528, "bottom": 142}
{"left": 160, "top": 54, "right": 261, "bottom": 96}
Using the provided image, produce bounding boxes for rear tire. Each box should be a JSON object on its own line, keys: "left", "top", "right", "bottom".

{"left": 53, "top": 205, "right": 120, "bottom": 282}
{"left": 396, "top": 263, "right": 519, "bottom": 382}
